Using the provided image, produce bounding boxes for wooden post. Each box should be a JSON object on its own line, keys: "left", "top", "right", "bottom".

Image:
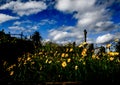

{"left": 84, "top": 29, "right": 87, "bottom": 42}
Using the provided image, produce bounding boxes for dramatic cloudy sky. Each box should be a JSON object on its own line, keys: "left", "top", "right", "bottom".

{"left": 0, "top": 0, "right": 120, "bottom": 45}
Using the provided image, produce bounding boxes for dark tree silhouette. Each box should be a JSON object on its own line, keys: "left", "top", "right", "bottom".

{"left": 0, "top": 30, "right": 35, "bottom": 81}
{"left": 31, "top": 31, "right": 42, "bottom": 47}
{"left": 115, "top": 41, "right": 120, "bottom": 53}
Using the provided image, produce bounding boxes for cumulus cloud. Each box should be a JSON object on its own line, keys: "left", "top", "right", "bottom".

{"left": 95, "top": 21, "right": 118, "bottom": 32}
{"left": 49, "top": 29, "right": 69, "bottom": 41}
{"left": 55, "top": 0, "right": 96, "bottom": 13}
{"left": 0, "top": 1, "right": 47, "bottom": 16}
{"left": 48, "top": 26, "right": 84, "bottom": 44}
{"left": 96, "top": 33, "right": 114, "bottom": 44}
{"left": 76, "top": 9, "right": 109, "bottom": 27}
{"left": 53, "top": 0, "right": 120, "bottom": 44}
{"left": 0, "top": 13, "right": 19, "bottom": 23}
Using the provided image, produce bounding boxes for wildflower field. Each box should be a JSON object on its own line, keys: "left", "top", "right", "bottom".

{"left": 2, "top": 40, "right": 120, "bottom": 84}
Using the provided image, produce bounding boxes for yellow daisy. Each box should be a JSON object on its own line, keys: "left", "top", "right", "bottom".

{"left": 62, "top": 61, "right": 67, "bottom": 68}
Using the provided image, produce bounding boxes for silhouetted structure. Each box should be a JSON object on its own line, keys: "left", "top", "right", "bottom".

{"left": 31, "top": 31, "right": 42, "bottom": 47}
{"left": 0, "top": 30, "right": 35, "bottom": 81}
{"left": 10, "top": 32, "right": 24, "bottom": 39}
{"left": 84, "top": 29, "right": 87, "bottom": 42}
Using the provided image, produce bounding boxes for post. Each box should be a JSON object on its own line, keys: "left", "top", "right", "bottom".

{"left": 84, "top": 29, "right": 87, "bottom": 42}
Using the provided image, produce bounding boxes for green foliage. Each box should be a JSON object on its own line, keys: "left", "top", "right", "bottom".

{"left": 1, "top": 30, "right": 120, "bottom": 83}
{"left": 4, "top": 44, "right": 120, "bottom": 83}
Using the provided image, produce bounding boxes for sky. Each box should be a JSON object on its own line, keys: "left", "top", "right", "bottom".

{"left": 0, "top": 0, "right": 120, "bottom": 45}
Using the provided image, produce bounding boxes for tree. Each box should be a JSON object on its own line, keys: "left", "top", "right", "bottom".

{"left": 31, "top": 31, "right": 42, "bottom": 47}
{"left": 115, "top": 41, "right": 120, "bottom": 53}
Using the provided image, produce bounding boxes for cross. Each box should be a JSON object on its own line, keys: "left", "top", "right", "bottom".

{"left": 84, "top": 29, "right": 87, "bottom": 42}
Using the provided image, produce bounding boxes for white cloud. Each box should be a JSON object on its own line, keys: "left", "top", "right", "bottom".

{"left": 13, "top": 21, "right": 21, "bottom": 25}
{"left": 0, "top": 13, "right": 19, "bottom": 23}
{"left": 55, "top": 0, "right": 115, "bottom": 32}
{"left": 55, "top": 0, "right": 96, "bottom": 13}
{"left": 114, "top": 32, "right": 120, "bottom": 39}
{"left": 95, "top": 21, "right": 118, "bottom": 32}
{"left": 39, "top": 19, "right": 57, "bottom": 25}
{"left": 96, "top": 33, "right": 114, "bottom": 44}
{"left": 76, "top": 8, "right": 108, "bottom": 26}
{"left": 0, "top": 1, "right": 47, "bottom": 16}
{"left": 13, "top": 20, "right": 31, "bottom": 25}
{"left": 8, "top": 25, "right": 34, "bottom": 34}
{"left": 53, "top": 0, "right": 120, "bottom": 44}
{"left": 49, "top": 29, "right": 69, "bottom": 41}
{"left": 9, "top": 26, "right": 25, "bottom": 31}
{"left": 31, "top": 26, "right": 38, "bottom": 30}
{"left": 48, "top": 26, "right": 84, "bottom": 44}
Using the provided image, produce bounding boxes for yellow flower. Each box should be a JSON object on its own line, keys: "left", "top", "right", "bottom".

{"left": 48, "top": 60, "right": 52, "bottom": 64}
{"left": 65, "top": 53, "right": 69, "bottom": 57}
{"left": 91, "top": 54, "right": 99, "bottom": 59}
{"left": 75, "top": 65, "right": 78, "bottom": 70}
{"left": 106, "top": 44, "right": 111, "bottom": 48}
{"left": 81, "top": 48, "right": 87, "bottom": 56}
{"left": 45, "top": 55, "right": 48, "bottom": 58}
{"left": 61, "top": 53, "right": 68, "bottom": 57}
{"left": 27, "top": 57, "right": 31, "bottom": 61}
{"left": 61, "top": 53, "right": 65, "bottom": 57}
{"left": 45, "top": 59, "right": 48, "bottom": 63}
{"left": 24, "top": 60, "right": 27, "bottom": 65}
{"left": 70, "top": 48, "right": 73, "bottom": 52}
{"left": 78, "top": 44, "right": 83, "bottom": 48}
{"left": 7, "top": 64, "right": 16, "bottom": 71}
{"left": 83, "top": 61, "right": 86, "bottom": 65}
{"left": 66, "top": 48, "right": 69, "bottom": 52}
{"left": 96, "top": 56, "right": 100, "bottom": 60}
{"left": 110, "top": 57, "right": 114, "bottom": 61}
{"left": 67, "top": 58, "right": 71, "bottom": 63}
{"left": 114, "top": 52, "right": 119, "bottom": 56}
{"left": 108, "top": 52, "right": 113, "bottom": 56}
{"left": 83, "top": 42, "right": 87, "bottom": 45}
{"left": 10, "top": 71, "right": 14, "bottom": 76}
{"left": 108, "top": 52, "right": 119, "bottom": 56}
{"left": 62, "top": 61, "right": 67, "bottom": 68}
{"left": 3, "top": 61, "right": 7, "bottom": 66}
{"left": 31, "top": 62, "right": 35, "bottom": 65}
{"left": 92, "top": 55, "right": 96, "bottom": 59}
{"left": 114, "top": 38, "right": 119, "bottom": 42}
{"left": 39, "top": 52, "right": 43, "bottom": 55}
{"left": 79, "top": 42, "right": 87, "bottom": 47}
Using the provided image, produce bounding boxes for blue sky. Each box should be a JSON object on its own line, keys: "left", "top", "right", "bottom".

{"left": 0, "top": 0, "right": 120, "bottom": 45}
